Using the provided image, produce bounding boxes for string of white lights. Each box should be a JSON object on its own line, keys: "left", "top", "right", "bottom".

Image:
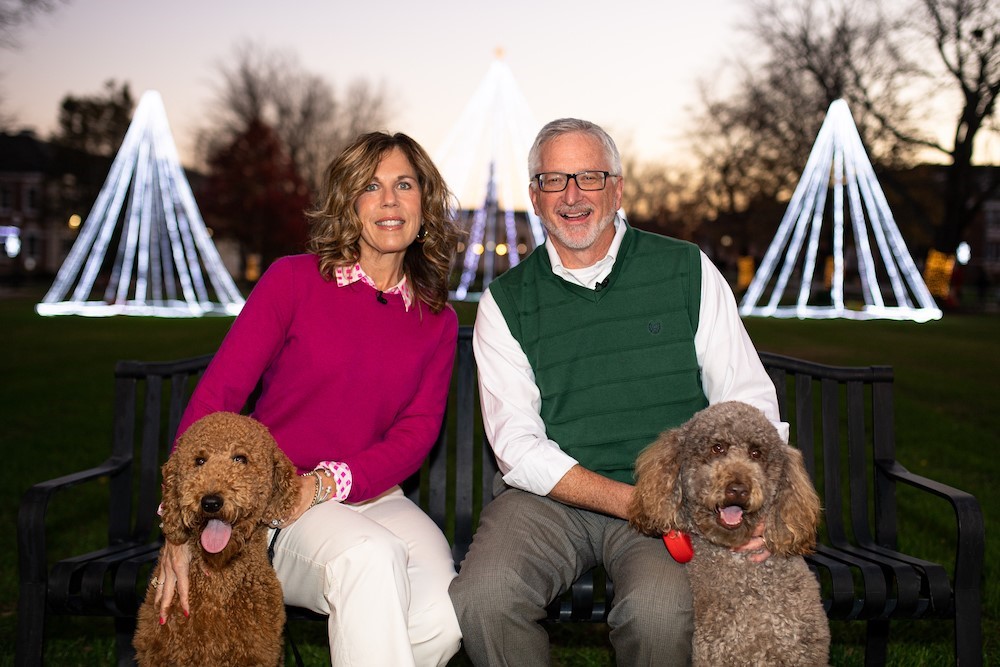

{"left": 504, "top": 209, "right": 519, "bottom": 268}
{"left": 843, "top": 146, "right": 880, "bottom": 308}
{"left": 831, "top": 144, "right": 846, "bottom": 311}
{"left": 116, "top": 138, "right": 150, "bottom": 304}
{"left": 480, "top": 162, "right": 499, "bottom": 290}
{"left": 455, "top": 207, "right": 488, "bottom": 301}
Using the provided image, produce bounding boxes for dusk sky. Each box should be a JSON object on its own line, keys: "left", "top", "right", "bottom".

{"left": 3, "top": 0, "right": 751, "bottom": 170}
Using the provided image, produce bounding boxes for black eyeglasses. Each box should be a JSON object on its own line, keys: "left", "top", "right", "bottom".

{"left": 533, "top": 171, "right": 617, "bottom": 192}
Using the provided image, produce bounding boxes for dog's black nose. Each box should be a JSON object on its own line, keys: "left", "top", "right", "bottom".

{"left": 201, "top": 494, "right": 224, "bottom": 513}
{"left": 724, "top": 483, "right": 749, "bottom": 505}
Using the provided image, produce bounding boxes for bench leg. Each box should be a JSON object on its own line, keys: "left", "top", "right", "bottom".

{"left": 955, "top": 615, "right": 983, "bottom": 667}
{"left": 115, "top": 617, "right": 138, "bottom": 667}
{"left": 14, "top": 582, "right": 46, "bottom": 667}
{"left": 863, "top": 620, "right": 889, "bottom": 667}
{"left": 955, "top": 587, "right": 983, "bottom": 667}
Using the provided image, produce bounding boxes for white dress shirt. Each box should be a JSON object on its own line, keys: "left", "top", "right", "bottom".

{"left": 473, "top": 216, "right": 789, "bottom": 497}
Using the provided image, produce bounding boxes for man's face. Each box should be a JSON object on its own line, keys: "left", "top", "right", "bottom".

{"left": 528, "top": 131, "right": 623, "bottom": 269}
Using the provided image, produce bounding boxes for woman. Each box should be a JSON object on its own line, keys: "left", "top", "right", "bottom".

{"left": 154, "top": 132, "right": 464, "bottom": 666}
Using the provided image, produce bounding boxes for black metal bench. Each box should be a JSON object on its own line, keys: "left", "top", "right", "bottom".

{"left": 16, "top": 326, "right": 984, "bottom": 666}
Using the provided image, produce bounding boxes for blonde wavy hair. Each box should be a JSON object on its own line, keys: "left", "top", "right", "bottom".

{"left": 306, "top": 132, "right": 461, "bottom": 313}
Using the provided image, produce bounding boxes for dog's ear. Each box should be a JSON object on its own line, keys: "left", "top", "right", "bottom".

{"left": 629, "top": 429, "right": 686, "bottom": 535}
{"left": 764, "top": 444, "right": 821, "bottom": 555}
{"left": 264, "top": 445, "right": 300, "bottom": 526}
{"left": 159, "top": 451, "right": 192, "bottom": 544}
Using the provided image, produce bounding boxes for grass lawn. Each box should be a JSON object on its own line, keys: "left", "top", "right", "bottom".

{"left": 0, "top": 288, "right": 996, "bottom": 666}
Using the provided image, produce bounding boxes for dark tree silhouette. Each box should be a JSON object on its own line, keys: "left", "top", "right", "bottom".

{"left": 52, "top": 80, "right": 135, "bottom": 157}
{"left": 198, "top": 119, "right": 312, "bottom": 276}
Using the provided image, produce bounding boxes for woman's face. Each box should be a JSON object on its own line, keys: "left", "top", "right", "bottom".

{"left": 354, "top": 146, "right": 423, "bottom": 270}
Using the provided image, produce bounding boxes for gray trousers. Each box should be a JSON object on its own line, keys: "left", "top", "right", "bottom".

{"left": 449, "top": 478, "right": 693, "bottom": 666}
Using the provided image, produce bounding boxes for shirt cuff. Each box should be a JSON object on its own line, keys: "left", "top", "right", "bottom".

{"left": 314, "top": 460, "right": 353, "bottom": 502}
{"left": 500, "top": 446, "right": 579, "bottom": 496}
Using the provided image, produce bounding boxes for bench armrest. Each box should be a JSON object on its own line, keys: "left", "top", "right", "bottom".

{"left": 18, "top": 456, "right": 132, "bottom": 584}
{"left": 876, "top": 459, "right": 984, "bottom": 583}
{"left": 877, "top": 459, "right": 983, "bottom": 530}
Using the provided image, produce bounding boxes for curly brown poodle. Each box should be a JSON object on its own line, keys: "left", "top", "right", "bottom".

{"left": 134, "top": 412, "right": 300, "bottom": 667}
{"left": 629, "top": 401, "right": 830, "bottom": 667}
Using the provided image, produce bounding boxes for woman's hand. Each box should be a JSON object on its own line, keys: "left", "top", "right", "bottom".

{"left": 278, "top": 474, "right": 322, "bottom": 528}
{"left": 734, "top": 521, "right": 772, "bottom": 563}
{"left": 155, "top": 540, "right": 192, "bottom": 622}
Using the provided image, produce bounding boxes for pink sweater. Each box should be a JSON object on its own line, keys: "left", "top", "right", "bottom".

{"left": 177, "top": 254, "right": 458, "bottom": 502}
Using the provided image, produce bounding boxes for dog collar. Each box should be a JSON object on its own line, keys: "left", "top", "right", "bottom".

{"left": 662, "top": 530, "right": 694, "bottom": 563}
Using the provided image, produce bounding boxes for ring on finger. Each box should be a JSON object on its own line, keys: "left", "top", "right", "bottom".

{"left": 150, "top": 576, "right": 161, "bottom": 589}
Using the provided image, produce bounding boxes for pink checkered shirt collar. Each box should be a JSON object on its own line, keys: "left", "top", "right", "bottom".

{"left": 334, "top": 263, "right": 414, "bottom": 311}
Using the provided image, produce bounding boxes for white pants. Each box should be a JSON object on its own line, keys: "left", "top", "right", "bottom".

{"left": 269, "top": 486, "right": 462, "bottom": 666}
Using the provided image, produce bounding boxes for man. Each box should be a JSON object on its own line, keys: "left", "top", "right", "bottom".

{"left": 449, "top": 118, "right": 786, "bottom": 665}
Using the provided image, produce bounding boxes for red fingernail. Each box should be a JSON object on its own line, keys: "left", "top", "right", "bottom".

{"left": 183, "top": 609, "right": 189, "bottom": 618}
{"left": 159, "top": 616, "right": 165, "bottom": 626}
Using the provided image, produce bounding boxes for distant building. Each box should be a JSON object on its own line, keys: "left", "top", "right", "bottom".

{"left": 0, "top": 131, "right": 110, "bottom": 283}
{"left": 885, "top": 163, "right": 1000, "bottom": 307}
{"left": 956, "top": 165, "right": 1000, "bottom": 306}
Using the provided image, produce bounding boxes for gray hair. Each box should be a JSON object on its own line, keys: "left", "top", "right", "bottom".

{"left": 527, "top": 118, "right": 622, "bottom": 182}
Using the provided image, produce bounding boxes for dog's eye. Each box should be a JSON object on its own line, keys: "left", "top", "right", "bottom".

{"left": 233, "top": 455, "right": 248, "bottom": 465}
{"left": 194, "top": 457, "right": 206, "bottom": 466}
{"left": 711, "top": 443, "right": 726, "bottom": 455}
{"left": 749, "top": 447, "right": 763, "bottom": 459}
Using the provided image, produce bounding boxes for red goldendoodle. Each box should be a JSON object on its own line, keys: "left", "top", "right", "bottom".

{"left": 134, "top": 411, "right": 300, "bottom": 667}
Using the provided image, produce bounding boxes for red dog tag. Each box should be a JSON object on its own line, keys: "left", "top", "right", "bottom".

{"left": 662, "top": 530, "right": 694, "bottom": 563}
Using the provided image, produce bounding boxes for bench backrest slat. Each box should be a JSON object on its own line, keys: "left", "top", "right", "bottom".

{"left": 759, "top": 351, "right": 898, "bottom": 553}
{"left": 109, "top": 375, "right": 138, "bottom": 545}
{"left": 111, "top": 354, "right": 214, "bottom": 546}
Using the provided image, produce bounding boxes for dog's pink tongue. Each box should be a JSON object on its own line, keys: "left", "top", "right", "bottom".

{"left": 720, "top": 505, "right": 744, "bottom": 526}
{"left": 201, "top": 519, "right": 232, "bottom": 553}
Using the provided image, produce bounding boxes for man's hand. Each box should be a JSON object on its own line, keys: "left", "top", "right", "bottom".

{"left": 734, "top": 521, "right": 771, "bottom": 563}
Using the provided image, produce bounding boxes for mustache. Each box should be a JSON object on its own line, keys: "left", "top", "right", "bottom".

{"left": 556, "top": 205, "right": 593, "bottom": 216}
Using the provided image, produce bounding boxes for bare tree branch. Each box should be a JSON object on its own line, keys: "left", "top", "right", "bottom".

{"left": 0, "top": 0, "right": 63, "bottom": 48}
{"left": 198, "top": 40, "right": 391, "bottom": 196}
{"left": 913, "top": 0, "right": 1000, "bottom": 249}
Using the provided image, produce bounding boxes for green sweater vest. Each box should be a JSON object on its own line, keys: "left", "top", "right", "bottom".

{"left": 489, "top": 226, "right": 708, "bottom": 484}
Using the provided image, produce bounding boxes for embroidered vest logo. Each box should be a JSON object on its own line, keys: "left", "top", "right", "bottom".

{"left": 648, "top": 321, "right": 662, "bottom": 334}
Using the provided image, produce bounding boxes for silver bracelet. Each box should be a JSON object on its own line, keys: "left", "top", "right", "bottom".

{"left": 304, "top": 469, "right": 333, "bottom": 508}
